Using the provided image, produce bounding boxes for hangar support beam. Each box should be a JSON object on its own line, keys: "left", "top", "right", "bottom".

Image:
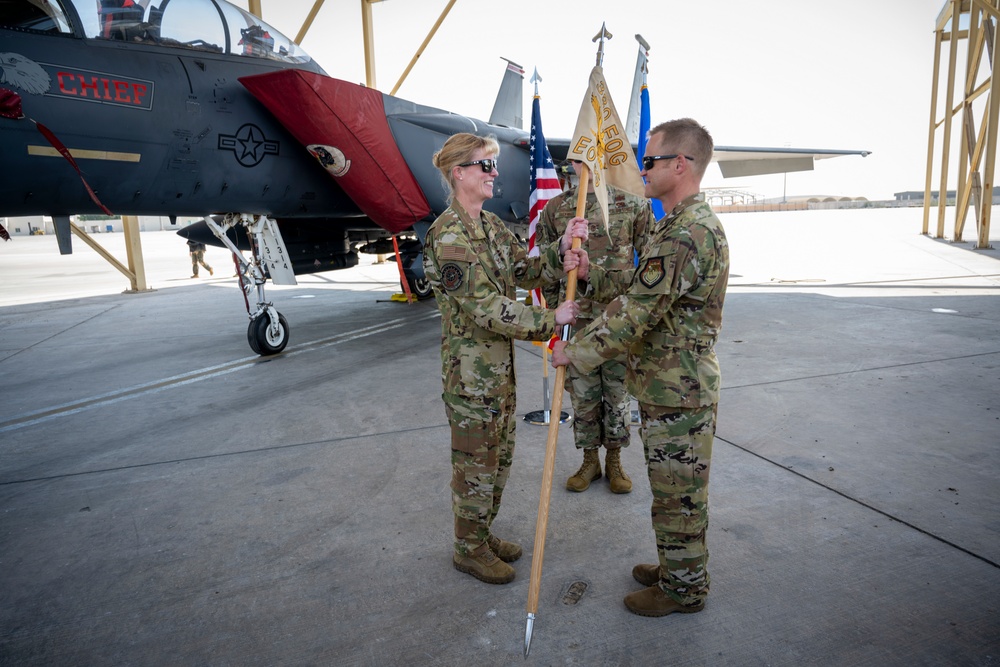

{"left": 69, "top": 216, "right": 150, "bottom": 293}
{"left": 924, "top": 0, "right": 998, "bottom": 248}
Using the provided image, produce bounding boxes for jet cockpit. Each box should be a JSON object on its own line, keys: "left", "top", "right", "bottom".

{"left": 3, "top": 0, "right": 319, "bottom": 69}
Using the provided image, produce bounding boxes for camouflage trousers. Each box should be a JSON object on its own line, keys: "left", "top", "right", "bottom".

{"left": 190, "top": 250, "right": 212, "bottom": 275}
{"left": 567, "top": 356, "right": 630, "bottom": 450}
{"left": 445, "top": 394, "right": 516, "bottom": 557}
{"left": 638, "top": 402, "right": 716, "bottom": 606}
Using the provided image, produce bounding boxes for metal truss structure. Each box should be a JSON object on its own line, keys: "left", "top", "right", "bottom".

{"left": 924, "top": 0, "right": 998, "bottom": 248}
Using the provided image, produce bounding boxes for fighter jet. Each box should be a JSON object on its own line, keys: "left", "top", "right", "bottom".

{"left": 0, "top": 0, "right": 869, "bottom": 355}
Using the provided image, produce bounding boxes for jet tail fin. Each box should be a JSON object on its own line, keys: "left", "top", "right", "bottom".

{"left": 625, "top": 35, "right": 650, "bottom": 145}
{"left": 489, "top": 58, "right": 524, "bottom": 129}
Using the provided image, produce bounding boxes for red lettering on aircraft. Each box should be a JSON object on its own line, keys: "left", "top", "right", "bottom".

{"left": 51, "top": 69, "right": 153, "bottom": 110}
{"left": 113, "top": 80, "right": 130, "bottom": 103}
{"left": 132, "top": 83, "right": 148, "bottom": 106}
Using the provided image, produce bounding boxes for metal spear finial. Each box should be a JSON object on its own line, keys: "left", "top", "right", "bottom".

{"left": 531, "top": 67, "right": 542, "bottom": 97}
{"left": 593, "top": 22, "right": 613, "bottom": 67}
{"left": 524, "top": 612, "right": 535, "bottom": 657}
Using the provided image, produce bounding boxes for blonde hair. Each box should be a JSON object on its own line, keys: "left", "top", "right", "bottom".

{"left": 648, "top": 118, "right": 713, "bottom": 180}
{"left": 432, "top": 133, "right": 500, "bottom": 200}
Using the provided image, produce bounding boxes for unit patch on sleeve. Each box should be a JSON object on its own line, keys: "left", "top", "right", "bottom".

{"left": 440, "top": 263, "right": 465, "bottom": 291}
{"left": 638, "top": 256, "right": 666, "bottom": 288}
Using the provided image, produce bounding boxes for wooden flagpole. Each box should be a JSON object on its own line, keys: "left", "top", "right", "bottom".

{"left": 524, "top": 165, "right": 590, "bottom": 657}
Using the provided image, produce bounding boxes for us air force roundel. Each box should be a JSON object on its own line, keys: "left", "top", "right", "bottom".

{"left": 639, "top": 256, "right": 666, "bottom": 288}
{"left": 440, "top": 263, "right": 465, "bottom": 291}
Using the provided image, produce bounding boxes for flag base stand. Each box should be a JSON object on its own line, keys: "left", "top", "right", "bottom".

{"left": 523, "top": 410, "right": 571, "bottom": 426}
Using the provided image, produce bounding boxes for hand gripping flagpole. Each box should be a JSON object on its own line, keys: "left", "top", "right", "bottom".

{"left": 525, "top": 27, "right": 611, "bottom": 658}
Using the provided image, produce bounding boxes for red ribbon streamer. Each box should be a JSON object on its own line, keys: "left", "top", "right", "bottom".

{"left": 1, "top": 86, "right": 114, "bottom": 216}
{"left": 33, "top": 120, "right": 114, "bottom": 216}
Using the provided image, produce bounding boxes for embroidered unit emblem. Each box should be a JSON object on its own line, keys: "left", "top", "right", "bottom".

{"left": 639, "top": 256, "right": 665, "bottom": 288}
{"left": 440, "top": 263, "right": 464, "bottom": 291}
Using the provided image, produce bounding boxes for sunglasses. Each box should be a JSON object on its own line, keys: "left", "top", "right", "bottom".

{"left": 642, "top": 154, "right": 695, "bottom": 170}
{"left": 458, "top": 158, "right": 498, "bottom": 173}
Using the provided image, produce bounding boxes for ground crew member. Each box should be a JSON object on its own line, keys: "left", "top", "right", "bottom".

{"left": 187, "top": 238, "right": 213, "bottom": 278}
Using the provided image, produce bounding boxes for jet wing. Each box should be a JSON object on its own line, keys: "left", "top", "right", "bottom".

{"left": 711, "top": 146, "right": 871, "bottom": 178}
{"left": 544, "top": 140, "right": 869, "bottom": 178}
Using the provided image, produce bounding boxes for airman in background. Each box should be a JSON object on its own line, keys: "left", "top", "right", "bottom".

{"left": 187, "top": 238, "right": 213, "bottom": 278}
{"left": 537, "top": 159, "right": 653, "bottom": 494}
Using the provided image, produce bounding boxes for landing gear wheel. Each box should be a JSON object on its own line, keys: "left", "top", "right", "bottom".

{"left": 409, "top": 276, "right": 433, "bottom": 300}
{"left": 247, "top": 311, "right": 289, "bottom": 355}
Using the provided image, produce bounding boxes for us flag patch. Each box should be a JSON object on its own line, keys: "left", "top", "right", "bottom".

{"left": 440, "top": 245, "right": 476, "bottom": 263}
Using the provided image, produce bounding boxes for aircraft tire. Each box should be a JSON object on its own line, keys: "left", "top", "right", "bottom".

{"left": 247, "top": 322, "right": 261, "bottom": 355}
{"left": 248, "top": 312, "right": 290, "bottom": 355}
{"left": 409, "top": 276, "right": 433, "bottom": 300}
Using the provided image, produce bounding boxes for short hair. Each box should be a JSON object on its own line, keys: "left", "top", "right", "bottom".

{"left": 649, "top": 118, "right": 713, "bottom": 179}
{"left": 432, "top": 133, "right": 500, "bottom": 200}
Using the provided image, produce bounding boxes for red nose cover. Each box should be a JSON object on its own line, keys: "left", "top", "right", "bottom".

{"left": 240, "top": 70, "right": 430, "bottom": 234}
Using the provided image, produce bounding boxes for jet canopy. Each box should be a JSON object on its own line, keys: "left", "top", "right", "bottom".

{"left": 2, "top": 0, "right": 317, "bottom": 67}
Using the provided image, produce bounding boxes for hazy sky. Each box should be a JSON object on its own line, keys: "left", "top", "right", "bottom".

{"left": 232, "top": 0, "right": 948, "bottom": 201}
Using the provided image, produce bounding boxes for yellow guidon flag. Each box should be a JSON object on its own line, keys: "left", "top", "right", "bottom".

{"left": 567, "top": 65, "right": 647, "bottom": 233}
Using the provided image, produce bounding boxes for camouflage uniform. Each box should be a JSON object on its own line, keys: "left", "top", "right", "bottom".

{"left": 187, "top": 239, "right": 212, "bottom": 277}
{"left": 537, "top": 185, "right": 653, "bottom": 453}
{"left": 423, "top": 199, "right": 566, "bottom": 557}
{"left": 562, "top": 194, "right": 728, "bottom": 607}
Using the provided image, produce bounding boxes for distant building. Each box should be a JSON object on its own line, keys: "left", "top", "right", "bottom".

{"left": 895, "top": 188, "right": 1000, "bottom": 204}
{"left": 0, "top": 215, "right": 200, "bottom": 237}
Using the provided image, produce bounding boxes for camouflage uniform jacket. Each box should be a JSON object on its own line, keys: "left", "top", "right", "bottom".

{"left": 424, "top": 200, "right": 566, "bottom": 412}
{"left": 536, "top": 185, "right": 653, "bottom": 320}
{"left": 564, "top": 194, "right": 729, "bottom": 408}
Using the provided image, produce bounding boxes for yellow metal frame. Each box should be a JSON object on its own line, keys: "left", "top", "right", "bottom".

{"left": 924, "top": 0, "right": 998, "bottom": 248}
{"left": 70, "top": 216, "right": 150, "bottom": 293}
{"left": 280, "top": 0, "right": 455, "bottom": 91}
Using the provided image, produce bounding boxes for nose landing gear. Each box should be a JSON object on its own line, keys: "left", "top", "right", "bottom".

{"left": 203, "top": 213, "right": 296, "bottom": 356}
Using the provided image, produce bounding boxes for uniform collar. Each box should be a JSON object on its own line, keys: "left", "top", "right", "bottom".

{"left": 670, "top": 193, "right": 704, "bottom": 216}
{"left": 451, "top": 199, "right": 488, "bottom": 240}
{"left": 658, "top": 193, "right": 705, "bottom": 229}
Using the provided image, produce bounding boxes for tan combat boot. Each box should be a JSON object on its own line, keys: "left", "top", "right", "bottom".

{"left": 487, "top": 534, "right": 523, "bottom": 563}
{"left": 632, "top": 563, "right": 660, "bottom": 587}
{"left": 566, "top": 448, "right": 602, "bottom": 492}
{"left": 453, "top": 545, "right": 515, "bottom": 584}
{"left": 605, "top": 447, "right": 632, "bottom": 494}
{"left": 623, "top": 585, "right": 705, "bottom": 617}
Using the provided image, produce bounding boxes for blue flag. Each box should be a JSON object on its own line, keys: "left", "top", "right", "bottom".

{"left": 638, "top": 84, "right": 665, "bottom": 221}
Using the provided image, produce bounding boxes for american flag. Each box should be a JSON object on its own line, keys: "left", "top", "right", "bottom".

{"left": 527, "top": 94, "right": 562, "bottom": 307}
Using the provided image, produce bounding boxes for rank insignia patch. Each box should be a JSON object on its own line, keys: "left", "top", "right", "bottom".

{"left": 639, "top": 256, "right": 665, "bottom": 288}
{"left": 440, "top": 263, "right": 465, "bottom": 291}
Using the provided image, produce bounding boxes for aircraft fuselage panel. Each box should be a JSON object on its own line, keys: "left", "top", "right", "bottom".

{"left": 0, "top": 29, "right": 359, "bottom": 221}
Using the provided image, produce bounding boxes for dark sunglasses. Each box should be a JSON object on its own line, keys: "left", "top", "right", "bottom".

{"left": 458, "top": 158, "right": 498, "bottom": 173}
{"left": 642, "top": 154, "right": 695, "bottom": 170}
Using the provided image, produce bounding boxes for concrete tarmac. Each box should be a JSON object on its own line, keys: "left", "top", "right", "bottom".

{"left": 1, "top": 207, "right": 998, "bottom": 666}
